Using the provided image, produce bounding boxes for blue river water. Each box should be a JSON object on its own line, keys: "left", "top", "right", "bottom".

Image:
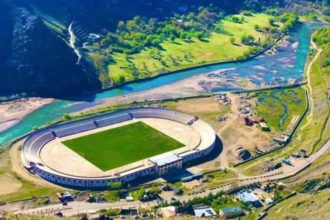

{"left": 0, "top": 23, "right": 325, "bottom": 145}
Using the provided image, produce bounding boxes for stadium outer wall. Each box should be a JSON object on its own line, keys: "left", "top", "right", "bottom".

{"left": 22, "top": 107, "right": 217, "bottom": 189}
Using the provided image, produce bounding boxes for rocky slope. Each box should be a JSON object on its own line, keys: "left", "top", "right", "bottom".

{"left": 0, "top": 0, "right": 100, "bottom": 99}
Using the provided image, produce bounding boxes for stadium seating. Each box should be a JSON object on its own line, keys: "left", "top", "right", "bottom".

{"left": 95, "top": 113, "right": 132, "bottom": 127}
{"left": 22, "top": 107, "right": 216, "bottom": 189}
{"left": 131, "top": 108, "right": 194, "bottom": 124}
{"left": 54, "top": 122, "right": 96, "bottom": 137}
{"left": 23, "top": 131, "right": 55, "bottom": 164}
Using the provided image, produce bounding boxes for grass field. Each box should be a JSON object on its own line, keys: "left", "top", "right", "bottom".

{"left": 296, "top": 45, "right": 330, "bottom": 154}
{"left": 265, "top": 189, "right": 330, "bottom": 220}
{"left": 254, "top": 88, "right": 307, "bottom": 132}
{"left": 62, "top": 121, "right": 184, "bottom": 171}
{"left": 106, "top": 13, "right": 278, "bottom": 84}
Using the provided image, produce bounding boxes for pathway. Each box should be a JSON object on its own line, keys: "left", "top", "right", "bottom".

{"left": 301, "top": 32, "right": 322, "bottom": 130}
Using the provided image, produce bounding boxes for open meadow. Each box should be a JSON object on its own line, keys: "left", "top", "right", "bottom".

{"left": 265, "top": 188, "right": 330, "bottom": 220}
{"left": 253, "top": 88, "right": 307, "bottom": 132}
{"left": 108, "top": 13, "right": 275, "bottom": 83}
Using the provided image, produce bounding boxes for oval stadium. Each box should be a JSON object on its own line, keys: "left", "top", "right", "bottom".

{"left": 22, "top": 108, "right": 216, "bottom": 189}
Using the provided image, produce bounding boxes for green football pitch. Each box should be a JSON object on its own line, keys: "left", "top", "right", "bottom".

{"left": 62, "top": 121, "right": 184, "bottom": 171}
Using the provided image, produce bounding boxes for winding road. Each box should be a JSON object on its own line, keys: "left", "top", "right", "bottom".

{"left": 301, "top": 32, "right": 323, "bottom": 130}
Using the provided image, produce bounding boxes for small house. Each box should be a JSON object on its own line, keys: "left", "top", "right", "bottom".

{"left": 160, "top": 206, "right": 176, "bottom": 218}
{"left": 259, "top": 122, "right": 270, "bottom": 131}
{"left": 244, "top": 117, "right": 254, "bottom": 126}
{"left": 193, "top": 205, "right": 217, "bottom": 218}
{"left": 219, "top": 207, "right": 244, "bottom": 219}
{"left": 238, "top": 190, "right": 262, "bottom": 208}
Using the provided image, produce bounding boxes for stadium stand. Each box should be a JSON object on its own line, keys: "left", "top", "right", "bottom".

{"left": 54, "top": 122, "right": 97, "bottom": 137}
{"left": 22, "top": 108, "right": 216, "bottom": 189}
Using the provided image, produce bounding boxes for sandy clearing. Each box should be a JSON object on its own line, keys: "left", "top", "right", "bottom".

{"left": 0, "top": 98, "right": 53, "bottom": 133}
{"left": 0, "top": 174, "right": 22, "bottom": 196}
{"left": 171, "top": 97, "right": 226, "bottom": 114}
{"left": 164, "top": 94, "right": 274, "bottom": 170}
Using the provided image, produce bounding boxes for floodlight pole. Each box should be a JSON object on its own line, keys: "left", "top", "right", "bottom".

{"left": 77, "top": 190, "right": 89, "bottom": 217}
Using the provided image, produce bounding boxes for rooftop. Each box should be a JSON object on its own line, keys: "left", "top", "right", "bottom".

{"left": 220, "top": 207, "right": 243, "bottom": 213}
{"left": 238, "top": 191, "right": 260, "bottom": 203}
{"left": 193, "top": 205, "right": 216, "bottom": 218}
{"left": 150, "top": 153, "right": 182, "bottom": 166}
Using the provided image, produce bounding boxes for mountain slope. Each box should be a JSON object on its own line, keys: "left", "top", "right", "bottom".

{"left": 0, "top": 0, "right": 101, "bottom": 99}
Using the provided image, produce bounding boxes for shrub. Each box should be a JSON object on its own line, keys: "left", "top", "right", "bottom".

{"left": 241, "top": 35, "right": 255, "bottom": 45}
{"left": 107, "top": 181, "right": 122, "bottom": 190}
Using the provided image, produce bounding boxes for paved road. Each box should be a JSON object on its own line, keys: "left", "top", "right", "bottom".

{"left": 18, "top": 137, "right": 330, "bottom": 217}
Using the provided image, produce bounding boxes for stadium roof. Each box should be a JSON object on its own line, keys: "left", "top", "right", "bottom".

{"left": 150, "top": 154, "right": 182, "bottom": 166}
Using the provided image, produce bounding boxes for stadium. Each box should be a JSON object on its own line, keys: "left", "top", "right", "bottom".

{"left": 22, "top": 108, "right": 216, "bottom": 189}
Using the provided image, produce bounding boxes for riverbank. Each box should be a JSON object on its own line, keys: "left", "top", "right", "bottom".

{"left": 0, "top": 35, "right": 281, "bottom": 135}
{"left": 233, "top": 25, "right": 330, "bottom": 177}
{"left": 98, "top": 13, "right": 282, "bottom": 85}
{"left": 0, "top": 98, "right": 53, "bottom": 133}
{"left": 0, "top": 23, "right": 315, "bottom": 145}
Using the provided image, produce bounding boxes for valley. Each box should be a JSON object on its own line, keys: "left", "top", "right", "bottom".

{"left": 0, "top": 1, "right": 330, "bottom": 219}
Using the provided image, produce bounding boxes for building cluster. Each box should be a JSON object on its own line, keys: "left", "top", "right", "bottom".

{"left": 237, "top": 97, "right": 270, "bottom": 130}
{"left": 215, "top": 94, "right": 231, "bottom": 122}
{"left": 239, "top": 102, "right": 253, "bottom": 117}
{"left": 216, "top": 115, "right": 228, "bottom": 122}
{"left": 156, "top": 184, "right": 277, "bottom": 219}
{"left": 216, "top": 93, "right": 231, "bottom": 105}
{"left": 244, "top": 117, "right": 270, "bottom": 131}
{"left": 48, "top": 179, "right": 282, "bottom": 219}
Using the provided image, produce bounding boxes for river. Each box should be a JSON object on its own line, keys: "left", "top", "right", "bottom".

{"left": 0, "top": 23, "right": 326, "bottom": 146}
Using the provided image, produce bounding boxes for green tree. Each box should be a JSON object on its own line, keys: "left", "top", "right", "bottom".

{"left": 268, "top": 18, "right": 275, "bottom": 26}
{"left": 107, "top": 181, "right": 122, "bottom": 190}
{"left": 32, "top": 126, "right": 39, "bottom": 131}
{"left": 241, "top": 35, "right": 255, "bottom": 45}
{"left": 118, "top": 76, "right": 126, "bottom": 84}
{"left": 230, "top": 37, "right": 236, "bottom": 45}
{"left": 241, "top": 10, "right": 253, "bottom": 16}
{"left": 63, "top": 113, "right": 71, "bottom": 120}
{"left": 231, "top": 16, "right": 241, "bottom": 23}
{"left": 306, "top": 13, "right": 317, "bottom": 21}
{"left": 254, "top": 24, "right": 260, "bottom": 31}
{"left": 117, "top": 21, "right": 125, "bottom": 31}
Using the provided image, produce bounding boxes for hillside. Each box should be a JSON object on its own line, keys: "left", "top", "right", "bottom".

{"left": 0, "top": 0, "right": 101, "bottom": 99}
{"left": 93, "top": 12, "right": 285, "bottom": 85}
{"left": 0, "top": 0, "right": 325, "bottom": 99}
